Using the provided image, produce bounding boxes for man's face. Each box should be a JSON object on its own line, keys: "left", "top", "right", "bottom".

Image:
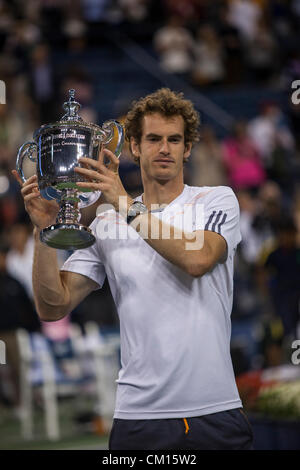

{"left": 131, "top": 113, "right": 191, "bottom": 182}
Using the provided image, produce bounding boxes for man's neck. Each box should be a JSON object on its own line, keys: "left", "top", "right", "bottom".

{"left": 141, "top": 179, "right": 185, "bottom": 209}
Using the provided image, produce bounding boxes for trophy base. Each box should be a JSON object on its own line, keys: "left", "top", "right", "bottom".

{"left": 40, "top": 223, "right": 96, "bottom": 250}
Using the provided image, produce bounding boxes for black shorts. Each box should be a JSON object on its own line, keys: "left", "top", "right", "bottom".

{"left": 109, "top": 408, "right": 254, "bottom": 450}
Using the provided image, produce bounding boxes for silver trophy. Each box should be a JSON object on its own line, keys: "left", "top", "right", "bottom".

{"left": 16, "top": 89, "right": 124, "bottom": 250}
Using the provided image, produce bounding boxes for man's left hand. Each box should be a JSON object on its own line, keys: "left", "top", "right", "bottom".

{"left": 75, "top": 146, "right": 132, "bottom": 213}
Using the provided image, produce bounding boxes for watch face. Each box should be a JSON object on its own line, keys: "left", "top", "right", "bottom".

{"left": 129, "top": 201, "right": 147, "bottom": 216}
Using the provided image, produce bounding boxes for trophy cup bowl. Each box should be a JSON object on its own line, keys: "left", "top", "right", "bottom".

{"left": 16, "top": 89, "right": 124, "bottom": 250}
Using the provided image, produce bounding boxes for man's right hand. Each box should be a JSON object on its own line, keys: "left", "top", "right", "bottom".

{"left": 12, "top": 171, "right": 59, "bottom": 230}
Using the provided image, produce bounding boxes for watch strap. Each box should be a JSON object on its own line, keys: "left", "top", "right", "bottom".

{"left": 126, "top": 201, "right": 147, "bottom": 225}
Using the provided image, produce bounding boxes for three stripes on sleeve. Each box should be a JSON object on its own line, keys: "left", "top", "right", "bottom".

{"left": 205, "top": 211, "right": 227, "bottom": 234}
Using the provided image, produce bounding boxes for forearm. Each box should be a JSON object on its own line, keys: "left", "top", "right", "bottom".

{"left": 131, "top": 212, "right": 207, "bottom": 276}
{"left": 32, "top": 228, "right": 70, "bottom": 321}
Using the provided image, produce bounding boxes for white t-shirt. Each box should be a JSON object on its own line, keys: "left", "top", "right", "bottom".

{"left": 6, "top": 236, "right": 35, "bottom": 300}
{"left": 61, "top": 185, "right": 242, "bottom": 419}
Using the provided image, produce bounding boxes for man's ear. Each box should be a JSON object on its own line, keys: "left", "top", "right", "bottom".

{"left": 183, "top": 142, "right": 192, "bottom": 163}
{"left": 130, "top": 137, "right": 141, "bottom": 166}
{"left": 130, "top": 137, "right": 139, "bottom": 156}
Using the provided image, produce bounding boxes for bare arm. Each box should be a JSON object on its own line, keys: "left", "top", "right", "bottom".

{"left": 12, "top": 170, "right": 98, "bottom": 321}
{"left": 131, "top": 212, "right": 227, "bottom": 277}
{"left": 32, "top": 228, "right": 98, "bottom": 321}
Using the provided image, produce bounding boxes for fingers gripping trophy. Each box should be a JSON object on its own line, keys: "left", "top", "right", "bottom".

{"left": 15, "top": 89, "right": 124, "bottom": 250}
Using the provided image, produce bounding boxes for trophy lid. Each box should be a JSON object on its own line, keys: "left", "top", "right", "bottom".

{"left": 33, "top": 88, "right": 99, "bottom": 137}
{"left": 32, "top": 88, "right": 119, "bottom": 142}
{"left": 61, "top": 89, "right": 82, "bottom": 121}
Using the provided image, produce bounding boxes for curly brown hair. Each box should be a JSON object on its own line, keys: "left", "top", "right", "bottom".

{"left": 124, "top": 88, "right": 200, "bottom": 163}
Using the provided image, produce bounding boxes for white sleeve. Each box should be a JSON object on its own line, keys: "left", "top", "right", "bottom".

{"left": 194, "top": 186, "right": 242, "bottom": 256}
{"left": 60, "top": 218, "right": 106, "bottom": 289}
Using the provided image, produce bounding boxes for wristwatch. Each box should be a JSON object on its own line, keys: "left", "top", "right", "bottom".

{"left": 126, "top": 201, "right": 147, "bottom": 225}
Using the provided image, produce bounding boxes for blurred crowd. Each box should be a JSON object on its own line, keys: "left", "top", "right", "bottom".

{"left": 0, "top": 0, "right": 300, "bottom": 416}
{"left": 153, "top": 0, "right": 300, "bottom": 88}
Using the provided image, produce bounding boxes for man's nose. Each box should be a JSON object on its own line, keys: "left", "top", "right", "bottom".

{"left": 159, "top": 138, "right": 170, "bottom": 154}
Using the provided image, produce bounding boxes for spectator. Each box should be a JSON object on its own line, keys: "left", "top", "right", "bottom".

{"left": 237, "top": 180, "right": 289, "bottom": 265}
{"left": 227, "top": 0, "right": 261, "bottom": 42}
{"left": 238, "top": 181, "right": 285, "bottom": 266}
{"left": 0, "top": 2, "right": 14, "bottom": 53}
{"left": 0, "top": 235, "right": 40, "bottom": 408}
{"left": 190, "top": 126, "right": 227, "bottom": 187}
{"left": 28, "top": 43, "right": 57, "bottom": 123}
{"left": 285, "top": 53, "right": 300, "bottom": 148}
{"left": 162, "top": 0, "right": 203, "bottom": 24}
{"left": 4, "top": 18, "right": 41, "bottom": 73}
{"left": 263, "top": 217, "right": 300, "bottom": 341}
{"left": 63, "top": 12, "right": 87, "bottom": 53}
{"left": 191, "top": 24, "right": 225, "bottom": 87}
{"left": 6, "top": 218, "right": 35, "bottom": 300}
{"left": 0, "top": 103, "right": 13, "bottom": 165}
{"left": 269, "top": 0, "right": 294, "bottom": 43}
{"left": 266, "top": 136, "right": 299, "bottom": 196}
{"left": 237, "top": 189, "right": 266, "bottom": 265}
{"left": 245, "top": 18, "right": 278, "bottom": 84}
{"left": 0, "top": 166, "right": 21, "bottom": 229}
{"left": 5, "top": 216, "right": 70, "bottom": 346}
{"left": 153, "top": 16, "right": 194, "bottom": 75}
{"left": 221, "top": 120, "right": 266, "bottom": 192}
{"left": 252, "top": 181, "right": 285, "bottom": 243}
{"left": 216, "top": 3, "right": 245, "bottom": 85}
{"left": 39, "top": 0, "right": 65, "bottom": 45}
{"left": 0, "top": 88, "right": 39, "bottom": 169}
{"left": 248, "top": 102, "right": 295, "bottom": 168}
{"left": 119, "top": 0, "right": 150, "bottom": 23}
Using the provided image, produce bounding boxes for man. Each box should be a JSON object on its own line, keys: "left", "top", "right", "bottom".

{"left": 13, "top": 88, "right": 253, "bottom": 450}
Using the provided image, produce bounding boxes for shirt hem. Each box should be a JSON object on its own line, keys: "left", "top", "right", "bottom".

{"left": 113, "top": 399, "right": 242, "bottom": 420}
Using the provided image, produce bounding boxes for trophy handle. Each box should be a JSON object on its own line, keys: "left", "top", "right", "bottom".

{"left": 98, "top": 120, "right": 124, "bottom": 158}
{"left": 16, "top": 141, "right": 37, "bottom": 183}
